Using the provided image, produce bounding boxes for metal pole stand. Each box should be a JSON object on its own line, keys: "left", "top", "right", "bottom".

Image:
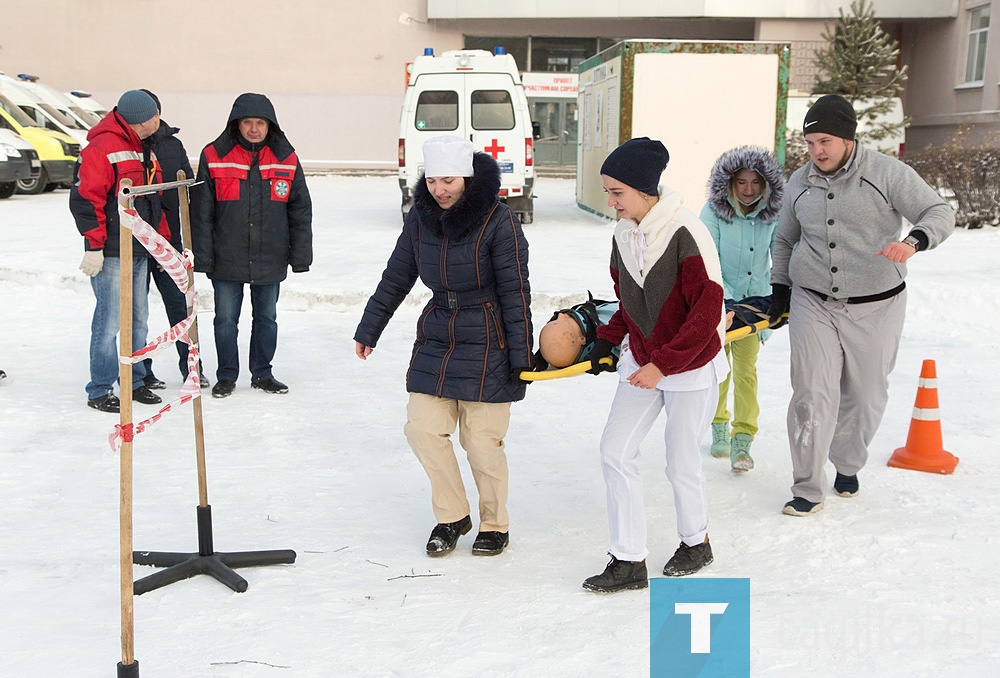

{"left": 133, "top": 505, "right": 296, "bottom": 595}
{"left": 129, "top": 172, "right": 294, "bottom": 596}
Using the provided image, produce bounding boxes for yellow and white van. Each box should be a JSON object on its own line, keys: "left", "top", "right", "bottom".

{"left": 0, "top": 96, "right": 79, "bottom": 194}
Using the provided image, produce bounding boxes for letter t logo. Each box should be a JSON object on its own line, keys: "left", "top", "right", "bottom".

{"left": 674, "top": 603, "right": 729, "bottom": 653}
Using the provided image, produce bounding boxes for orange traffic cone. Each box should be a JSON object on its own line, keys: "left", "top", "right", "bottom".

{"left": 887, "top": 359, "right": 958, "bottom": 474}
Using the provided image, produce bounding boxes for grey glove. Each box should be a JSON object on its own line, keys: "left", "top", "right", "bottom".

{"left": 79, "top": 251, "right": 104, "bottom": 277}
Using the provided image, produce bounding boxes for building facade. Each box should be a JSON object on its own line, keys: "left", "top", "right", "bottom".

{"left": 0, "top": 1, "right": 989, "bottom": 169}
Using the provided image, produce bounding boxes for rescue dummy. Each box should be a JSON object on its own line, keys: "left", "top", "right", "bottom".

{"left": 529, "top": 294, "right": 778, "bottom": 380}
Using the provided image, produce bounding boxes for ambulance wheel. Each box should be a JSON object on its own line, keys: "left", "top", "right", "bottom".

{"left": 16, "top": 169, "right": 48, "bottom": 195}
{"left": 0, "top": 182, "right": 16, "bottom": 199}
{"left": 519, "top": 211, "right": 533, "bottom": 225}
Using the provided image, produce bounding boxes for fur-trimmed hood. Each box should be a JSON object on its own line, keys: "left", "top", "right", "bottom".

{"left": 706, "top": 145, "right": 784, "bottom": 223}
{"left": 412, "top": 152, "right": 502, "bottom": 238}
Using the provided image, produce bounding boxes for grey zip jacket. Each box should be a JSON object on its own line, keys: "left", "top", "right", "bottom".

{"left": 772, "top": 143, "right": 954, "bottom": 299}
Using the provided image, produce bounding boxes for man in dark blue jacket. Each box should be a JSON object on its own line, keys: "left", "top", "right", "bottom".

{"left": 138, "top": 90, "right": 208, "bottom": 391}
{"left": 191, "top": 93, "right": 312, "bottom": 398}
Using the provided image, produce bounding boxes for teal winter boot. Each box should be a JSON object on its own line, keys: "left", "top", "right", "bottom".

{"left": 710, "top": 422, "right": 730, "bottom": 458}
{"left": 730, "top": 433, "right": 755, "bottom": 472}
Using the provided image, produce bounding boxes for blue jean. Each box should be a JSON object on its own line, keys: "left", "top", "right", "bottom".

{"left": 144, "top": 263, "right": 204, "bottom": 379}
{"left": 212, "top": 280, "right": 280, "bottom": 382}
{"left": 87, "top": 256, "right": 150, "bottom": 400}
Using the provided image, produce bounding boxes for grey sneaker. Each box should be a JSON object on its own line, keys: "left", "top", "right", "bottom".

{"left": 710, "top": 422, "right": 730, "bottom": 458}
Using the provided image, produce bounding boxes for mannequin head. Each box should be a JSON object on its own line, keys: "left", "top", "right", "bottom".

{"left": 539, "top": 312, "right": 588, "bottom": 368}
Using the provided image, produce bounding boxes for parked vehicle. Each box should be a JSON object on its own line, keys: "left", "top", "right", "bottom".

{"left": 0, "top": 128, "right": 41, "bottom": 199}
{"left": 398, "top": 47, "right": 538, "bottom": 223}
{"left": 16, "top": 74, "right": 101, "bottom": 129}
{"left": 0, "top": 97, "right": 78, "bottom": 194}
{"left": 65, "top": 90, "right": 109, "bottom": 119}
{"left": 0, "top": 72, "right": 88, "bottom": 146}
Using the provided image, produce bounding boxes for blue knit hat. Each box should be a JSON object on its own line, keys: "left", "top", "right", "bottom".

{"left": 600, "top": 137, "right": 669, "bottom": 195}
{"left": 117, "top": 90, "right": 158, "bottom": 124}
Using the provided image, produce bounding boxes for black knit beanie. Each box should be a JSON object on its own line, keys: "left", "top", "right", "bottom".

{"left": 600, "top": 137, "right": 669, "bottom": 194}
{"left": 803, "top": 94, "right": 857, "bottom": 140}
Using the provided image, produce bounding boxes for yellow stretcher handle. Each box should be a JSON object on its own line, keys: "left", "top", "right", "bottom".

{"left": 519, "top": 313, "right": 787, "bottom": 382}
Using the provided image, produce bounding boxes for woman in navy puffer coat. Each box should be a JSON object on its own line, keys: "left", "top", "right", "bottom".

{"left": 355, "top": 136, "right": 532, "bottom": 558}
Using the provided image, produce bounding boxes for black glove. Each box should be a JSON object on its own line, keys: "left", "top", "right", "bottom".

{"left": 292, "top": 265, "right": 310, "bottom": 273}
{"left": 586, "top": 338, "right": 619, "bottom": 375}
{"left": 767, "top": 284, "right": 791, "bottom": 329}
{"left": 511, "top": 365, "right": 533, "bottom": 384}
{"left": 531, "top": 349, "right": 548, "bottom": 372}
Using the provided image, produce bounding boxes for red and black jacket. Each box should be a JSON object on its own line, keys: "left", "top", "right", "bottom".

{"left": 69, "top": 110, "right": 169, "bottom": 257}
{"left": 190, "top": 94, "right": 312, "bottom": 285}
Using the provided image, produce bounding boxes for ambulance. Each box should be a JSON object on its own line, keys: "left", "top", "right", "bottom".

{"left": 16, "top": 74, "right": 101, "bottom": 129}
{"left": 66, "top": 90, "right": 109, "bottom": 120}
{"left": 398, "top": 47, "right": 539, "bottom": 223}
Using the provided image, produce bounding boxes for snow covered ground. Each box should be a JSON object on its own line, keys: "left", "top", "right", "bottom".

{"left": 1, "top": 175, "right": 997, "bottom": 677}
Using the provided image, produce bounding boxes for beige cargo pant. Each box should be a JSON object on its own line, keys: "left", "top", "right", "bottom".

{"left": 404, "top": 393, "right": 512, "bottom": 532}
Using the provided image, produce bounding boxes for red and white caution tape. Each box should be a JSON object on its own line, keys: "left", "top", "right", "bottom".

{"left": 108, "top": 203, "right": 205, "bottom": 452}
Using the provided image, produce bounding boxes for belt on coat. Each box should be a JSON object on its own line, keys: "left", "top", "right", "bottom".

{"left": 431, "top": 288, "right": 498, "bottom": 309}
{"left": 804, "top": 281, "right": 905, "bottom": 304}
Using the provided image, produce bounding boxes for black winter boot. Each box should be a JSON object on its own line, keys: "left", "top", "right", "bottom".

{"left": 426, "top": 516, "right": 472, "bottom": 557}
{"left": 662, "top": 540, "right": 714, "bottom": 577}
{"left": 472, "top": 531, "right": 509, "bottom": 556}
{"left": 582, "top": 555, "right": 648, "bottom": 593}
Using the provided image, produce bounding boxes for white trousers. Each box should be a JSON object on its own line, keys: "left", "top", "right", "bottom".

{"left": 599, "top": 381, "right": 716, "bottom": 562}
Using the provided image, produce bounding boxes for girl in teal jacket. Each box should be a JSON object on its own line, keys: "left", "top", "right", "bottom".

{"left": 699, "top": 146, "right": 784, "bottom": 471}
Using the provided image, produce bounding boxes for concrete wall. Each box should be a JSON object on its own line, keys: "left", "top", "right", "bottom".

{"left": 0, "top": 0, "right": 453, "bottom": 168}
{"left": 903, "top": 0, "right": 1000, "bottom": 151}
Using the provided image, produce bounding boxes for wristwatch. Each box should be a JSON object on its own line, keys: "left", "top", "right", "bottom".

{"left": 901, "top": 234, "right": 920, "bottom": 250}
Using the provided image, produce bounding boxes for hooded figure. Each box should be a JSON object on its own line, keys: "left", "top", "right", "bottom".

{"left": 699, "top": 145, "right": 785, "bottom": 471}
{"left": 191, "top": 92, "right": 313, "bottom": 397}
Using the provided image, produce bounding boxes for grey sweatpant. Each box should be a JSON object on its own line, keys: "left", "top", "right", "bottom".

{"left": 786, "top": 285, "right": 906, "bottom": 502}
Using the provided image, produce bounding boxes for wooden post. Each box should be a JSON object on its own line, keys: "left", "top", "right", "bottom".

{"left": 117, "top": 178, "right": 138, "bottom": 673}
{"left": 176, "top": 169, "right": 210, "bottom": 508}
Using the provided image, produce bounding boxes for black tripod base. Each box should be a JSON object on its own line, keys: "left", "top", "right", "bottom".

{"left": 132, "top": 505, "right": 295, "bottom": 595}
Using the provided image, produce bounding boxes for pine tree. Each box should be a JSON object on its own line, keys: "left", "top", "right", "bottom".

{"left": 811, "top": 0, "right": 909, "bottom": 150}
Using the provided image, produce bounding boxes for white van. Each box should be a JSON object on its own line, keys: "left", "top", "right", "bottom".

{"left": 16, "top": 74, "right": 101, "bottom": 129}
{"left": 0, "top": 72, "right": 88, "bottom": 146}
{"left": 66, "top": 90, "right": 109, "bottom": 120}
{"left": 398, "top": 47, "right": 539, "bottom": 223}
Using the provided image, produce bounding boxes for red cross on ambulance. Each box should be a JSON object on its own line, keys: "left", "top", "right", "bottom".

{"left": 484, "top": 139, "right": 505, "bottom": 159}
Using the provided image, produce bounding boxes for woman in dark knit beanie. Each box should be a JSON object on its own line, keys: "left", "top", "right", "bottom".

{"left": 582, "top": 137, "right": 729, "bottom": 593}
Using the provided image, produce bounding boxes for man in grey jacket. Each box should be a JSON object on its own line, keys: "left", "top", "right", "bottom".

{"left": 768, "top": 94, "right": 955, "bottom": 517}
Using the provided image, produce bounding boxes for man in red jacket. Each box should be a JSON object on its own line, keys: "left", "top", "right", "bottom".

{"left": 70, "top": 89, "right": 171, "bottom": 413}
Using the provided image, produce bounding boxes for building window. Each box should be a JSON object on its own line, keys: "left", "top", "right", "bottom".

{"left": 464, "top": 37, "right": 529, "bottom": 71}
{"left": 965, "top": 5, "right": 990, "bottom": 83}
